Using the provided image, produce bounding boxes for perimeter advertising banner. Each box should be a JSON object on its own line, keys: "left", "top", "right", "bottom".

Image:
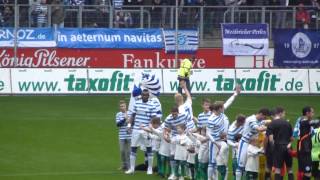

{"left": 0, "top": 68, "right": 11, "bottom": 93}
{"left": 0, "top": 28, "right": 56, "bottom": 47}
{"left": 1, "top": 68, "right": 318, "bottom": 94}
{"left": 235, "top": 69, "right": 309, "bottom": 94}
{"left": 9, "top": 68, "right": 161, "bottom": 94}
{"left": 0, "top": 48, "right": 235, "bottom": 68}
{"left": 309, "top": 69, "right": 320, "bottom": 93}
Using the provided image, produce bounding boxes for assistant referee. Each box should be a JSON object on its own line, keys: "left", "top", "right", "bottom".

{"left": 177, "top": 55, "right": 195, "bottom": 94}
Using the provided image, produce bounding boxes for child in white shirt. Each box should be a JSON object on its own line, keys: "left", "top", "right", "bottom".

{"left": 191, "top": 127, "right": 209, "bottom": 180}
{"left": 245, "top": 136, "right": 264, "bottom": 180}
{"left": 170, "top": 124, "right": 193, "bottom": 180}
{"left": 141, "top": 118, "right": 171, "bottom": 178}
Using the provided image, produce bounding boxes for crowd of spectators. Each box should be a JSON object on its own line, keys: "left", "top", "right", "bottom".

{"left": 0, "top": 0, "right": 319, "bottom": 29}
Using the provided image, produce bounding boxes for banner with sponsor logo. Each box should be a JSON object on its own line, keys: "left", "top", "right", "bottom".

{"left": 162, "top": 69, "right": 236, "bottom": 94}
{"left": 1, "top": 68, "right": 319, "bottom": 94}
{"left": 309, "top": 69, "right": 320, "bottom": 93}
{"left": 235, "top": 69, "right": 309, "bottom": 94}
{"left": 0, "top": 68, "right": 11, "bottom": 93}
{"left": 0, "top": 48, "right": 234, "bottom": 68}
{"left": 0, "top": 28, "right": 56, "bottom": 47}
{"left": 57, "top": 28, "right": 163, "bottom": 49}
{"left": 222, "top": 24, "right": 269, "bottom": 56}
{"left": 273, "top": 29, "right": 320, "bottom": 68}
{"left": 163, "top": 30, "right": 198, "bottom": 53}
{"left": 9, "top": 68, "right": 161, "bottom": 94}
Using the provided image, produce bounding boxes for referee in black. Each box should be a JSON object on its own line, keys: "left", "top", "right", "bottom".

{"left": 267, "top": 107, "right": 294, "bottom": 180}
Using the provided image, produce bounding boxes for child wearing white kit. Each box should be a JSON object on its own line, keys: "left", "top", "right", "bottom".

{"left": 245, "top": 136, "right": 264, "bottom": 180}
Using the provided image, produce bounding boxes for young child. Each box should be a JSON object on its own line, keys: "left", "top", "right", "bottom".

{"left": 167, "top": 124, "right": 192, "bottom": 180}
{"left": 245, "top": 136, "right": 264, "bottom": 180}
{"left": 191, "top": 127, "right": 209, "bottom": 180}
{"left": 217, "top": 132, "right": 229, "bottom": 180}
{"left": 115, "top": 100, "right": 132, "bottom": 171}
{"left": 141, "top": 117, "right": 171, "bottom": 178}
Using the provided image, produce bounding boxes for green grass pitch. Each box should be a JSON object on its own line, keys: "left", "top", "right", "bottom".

{"left": 0, "top": 95, "right": 319, "bottom": 180}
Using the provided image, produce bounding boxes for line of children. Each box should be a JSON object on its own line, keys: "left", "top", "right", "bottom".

{"left": 115, "top": 88, "right": 319, "bottom": 179}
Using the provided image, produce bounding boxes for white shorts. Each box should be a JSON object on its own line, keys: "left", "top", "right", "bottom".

{"left": 236, "top": 139, "right": 249, "bottom": 169}
{"left": 131, "top": 130, "right": 152, "bottom": 148}
{"left": 209, "top": 141, "right": 221, "bottom": 166}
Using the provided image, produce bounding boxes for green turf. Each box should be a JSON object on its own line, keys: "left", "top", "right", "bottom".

{"left": 0, "top": 95, "right": 319, "bottom": 180}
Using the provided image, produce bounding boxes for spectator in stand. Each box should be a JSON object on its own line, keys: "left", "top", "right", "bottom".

{"left": 274, "top": 0, "right": 288, "bottom": 28}
{"left": 34, "top": 0, "right": 48, "bottom": 27}
{"left": 296, "top": 3, "right": 311, "bottom": 29}
{"left": 2, "top": 6, "right": 13, "bottom": 26}
{"left": 64, "top": 0, "right": 84, "bottom": 27}
{"left": 51, "top": 0, "right": 64, "bottom": 28}
{"left": 151, "top": 0, "right": 163, "bottom": 27}
{"left": 114, "top": 10, "right": 132, "bottom": 27}
{"left": 310, "top": 0, "right": 320, "bottom": 28}
{"left": 30, "top": 0, "right": 40, "bottom": 27}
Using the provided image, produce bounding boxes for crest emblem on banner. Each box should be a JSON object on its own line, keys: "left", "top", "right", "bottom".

{"left": 291, "top": 32, "right": 312, "bottom": 58}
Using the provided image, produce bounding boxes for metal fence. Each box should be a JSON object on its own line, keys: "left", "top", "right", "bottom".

{"left": 1, "top": 4, "right": 320, "bottom": 47}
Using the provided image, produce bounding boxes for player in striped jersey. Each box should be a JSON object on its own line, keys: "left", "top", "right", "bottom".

{"left": 125, "top": 89, "right": 157, "bottom": 175}
{"left": 197, "top": 98, "right": 212, "bottom": 128}
{"left": 175, "top": 81, "right": 196, "bottom": 131}
{"left": 207, "top": 103, "right": 225, "bottom": 180}
{"left": 235, "top": 108, "right": 270, "bottom": 180}
{"left": 227, "top": 114, "right": 246, "bottom": 178}
{"left": 164, "top": 106, "right": 187, "bottom": 180}
{"left": 116, "top": 100, "right": 132, "bottom": 171}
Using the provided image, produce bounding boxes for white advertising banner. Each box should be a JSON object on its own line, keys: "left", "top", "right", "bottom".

{"left": 88, "top": 69, "right": 163, "bottom": 93}
{"left": 3, "top": 68, "right": 319, "bottom": 94}
{"left": 162, "top": 69, "right": 236, "bottom": 94}
{"left": 0, "top": 68, "right": 11, "bottom": 93}
{"left": 309, "top": 69, "right": 320, "bottom": 94}
{"left": 235, "top": 69, "right": 309, "bottom": 94}
{"left": 11, "top": 68, "right": 87, "bottom": 94}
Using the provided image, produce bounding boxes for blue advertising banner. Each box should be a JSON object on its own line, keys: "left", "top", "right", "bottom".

{"left": 273, "top": 29, "right": 320, "bottom": 68}
{"left": 0, "top": 28, "right": 56, "bottom": 47}
{"left": 162, "top": 29, "right": 198, "bottom": 53}
{"left": 57, "top": 28, "right": 163, "bottom": 49}
{"left": 222, "top": 23, "right": 269, "bottom": 55}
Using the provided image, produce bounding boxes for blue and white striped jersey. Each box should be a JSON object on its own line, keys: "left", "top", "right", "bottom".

{"left": 207, "top": 113, "right": 226, "bottom": 141}
{"left": 197, "top": 111, "right": 211, "bottom": 128}
{"left": 241, "top": 115, "right": 260, "bottom": 142}
{"left": 132, "top": 100, "right": 157, "bottom": 130}
{"left": 151, "top": 97, "right": 162, "bottom": 119}
{"left": 227, "top": 121, "right": 244, "bottom": 142}
{"left": 35, "top": 4, "right": 48, "bottom": 24}
{"left": 164, "top": 113, "right": 187, "bottom": 136}
{"left": 179, "top": 98, "right": 194, "bottom": 129}
{"left": 116, "top": 111, "right": 132, "bottom": 140}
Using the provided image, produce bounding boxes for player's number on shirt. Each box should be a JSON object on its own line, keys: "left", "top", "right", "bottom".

{"left": 314, "top": 130, "right": 320, "bottom": 143}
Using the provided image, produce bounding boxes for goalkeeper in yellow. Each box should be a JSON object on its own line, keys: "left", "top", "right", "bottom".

{"left": 177, "top": 56, "right": 195, "bottom": 94}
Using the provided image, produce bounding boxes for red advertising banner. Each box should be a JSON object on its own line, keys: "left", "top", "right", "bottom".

{"left": 0, "top": 48, "right": 235, "bottom": 68}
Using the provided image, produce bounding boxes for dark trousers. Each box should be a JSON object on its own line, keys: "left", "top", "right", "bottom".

{"left": 178, "top": 78, "right": 191, "bottom": 94}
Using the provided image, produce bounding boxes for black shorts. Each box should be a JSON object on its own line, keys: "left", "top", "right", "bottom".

{"left": 312, "top": 161, "right": 320, "bottom": 178}
{"left": 273, "top": 145, "right": 292, "bottom": 169}
{"left": 265, "top": 151, "right": 273, "bottom": 169}
{"left": 298, "top": 152, "right": 312, "bottom": 173}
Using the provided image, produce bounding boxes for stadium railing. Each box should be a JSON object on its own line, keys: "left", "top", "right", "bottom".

{"left": 1, "top": 4, "right": 319, "bottom": 47}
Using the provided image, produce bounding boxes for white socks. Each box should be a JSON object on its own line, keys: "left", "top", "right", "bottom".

{"left": 129, "top": 153, "right": 136, "bottom": 171}
{"left": 147, "top": 155, "right": 153, "bottom": 170}
{"left": 235, "top": 170, "right": 242, "bottom": 180}
{"left": 207, "top": 166, "right": 217, "bottom": 180}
